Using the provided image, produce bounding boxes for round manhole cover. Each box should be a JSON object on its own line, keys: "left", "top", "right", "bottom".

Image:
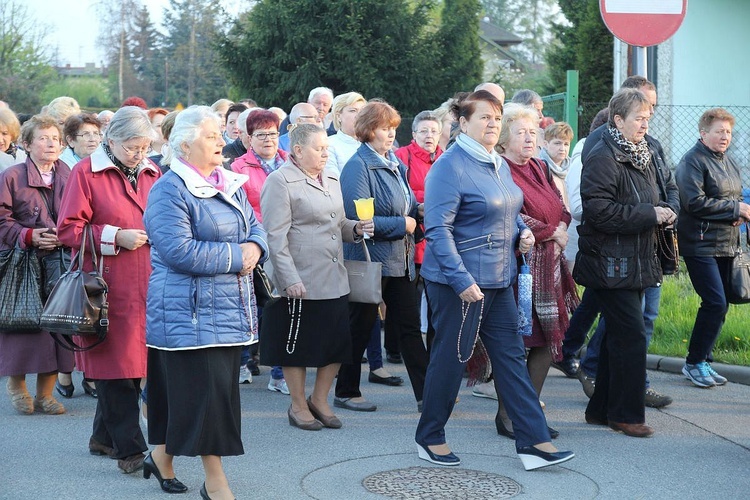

{"left": 362, "top": 466, "right": 522, "bottom": 499}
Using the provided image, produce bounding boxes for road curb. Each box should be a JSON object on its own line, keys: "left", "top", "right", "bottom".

{"left": 647, "top": 354, "right": 750, "bottom": 386}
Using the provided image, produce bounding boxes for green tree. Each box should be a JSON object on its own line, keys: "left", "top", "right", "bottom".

{"left": 97, "top": 0, "right": 142, "bottom": 103}
{"left": 220, "top": 0, "right": 458, "bottom": 115}
{"left": 480, "top": 0, "right": 560, "bottom": 65}
{"left": 433, "top": 0, "right": 484, "bottom": 100}
{"left": 0, "top": 1, "right": 57, "bottom": 113}
{"left": 546, "top": 0, "right": 612, "bottom": 103}
{"left": 130, "top": 5, "right": 163, "bottom": 105}
{"left": 161, "top": 0, "right": 230, "bottom": 106}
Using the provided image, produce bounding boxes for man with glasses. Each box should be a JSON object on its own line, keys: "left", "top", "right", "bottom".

{"left": 278, "top": 102, "right": 323, "bottom": 152}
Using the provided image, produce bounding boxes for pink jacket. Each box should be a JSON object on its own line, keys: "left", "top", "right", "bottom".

{"left": 57, "top": 146, "right": 161, "bottom": 379}
{"left": 230, "top": 149, "right": 288, "bottom": 223}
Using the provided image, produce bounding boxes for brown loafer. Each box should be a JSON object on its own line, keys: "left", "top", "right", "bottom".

{"left": 117, "top": 453, "right": 145, "bottom": 474}
{"left": 608, "top": 421, "right": 654, "bottom": 438}
{"left": 89, "top": 437, "right": 116, "bottom": 458}
{"left": 307, "top": 396, "right": 342, "bottom": 429}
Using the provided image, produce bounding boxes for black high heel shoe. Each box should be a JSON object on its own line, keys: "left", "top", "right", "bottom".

{"left": 143, "top": 452, "right": 188, "bottom": 494}
{"left": 200, "top": 483, "right": 210, "bottom": 500}
{"left": 495, "top": 411, "right": 515, "bottom": 439}
{"left": 82, "top": 379, "right": 97, "bottom": 398}
{"left": 55, "top": 380, "right": 74, "bottom": 399}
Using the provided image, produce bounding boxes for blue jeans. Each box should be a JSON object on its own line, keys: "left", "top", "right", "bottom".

{"left": 683, "top": 256, "right": 731, "bottom": 364}
{"left": 581, "top": 286, "right": 661, "bottom": 388}
{"left": 417, "top": 282, "right": 549, "bottom": 448}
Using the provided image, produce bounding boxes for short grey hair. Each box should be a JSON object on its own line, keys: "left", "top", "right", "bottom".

{"left": 608, "top": 88, "right": 650, "bottom": 128}
{"left": 308, "top": 87, "right": 333, "bottom": 102}
{"left": 412, "top": 111, "right": 442, "bottom": 132}
{"left": 289, "top": 123, "right": 326, "bottom": 157}
{"left": 497, "top": 103, "right": 540, "bottom": 153}
{"left": 164, "top": 105, "right": 220, "bottom": 165}
{"left": 105, "top": 106, "right": 158, "bottom": 143}
{"left": 511, "top": 89, "right": 542, "bottom": 106}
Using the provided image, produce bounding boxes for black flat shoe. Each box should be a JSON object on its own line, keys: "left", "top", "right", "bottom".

{"left": 82, "top": 379, "right": 97, "bottom": 398}
{"left": 368, "top": 372, "right": 404, "bottom": 386}
{"left": 495, "top": 412, "right": 515, "bottom": 439}
{"left": 547, "top": 426, "right": 559, "bottom": 439}
{"left": 143, "top": 452, "right": 188, "bottom": 494}
{"left": 516, "top": 446, "right": 574, "bottom": 471}
{"left": 200, "top": 483, "right": 210, "bottom": 500}
{"left": 416, "top": 442, "right": 460, "bottom": 466}
{"left": 55, "top": 380, "right": 74, "bottom": 399}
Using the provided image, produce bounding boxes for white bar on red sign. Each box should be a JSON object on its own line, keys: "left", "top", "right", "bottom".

{"left": 604, "top": 0, "right": 682, "bottom": 15}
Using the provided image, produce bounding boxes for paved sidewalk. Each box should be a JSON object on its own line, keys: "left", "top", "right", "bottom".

{"left": 2, "top": 359, "right": 750, "bottom": 499}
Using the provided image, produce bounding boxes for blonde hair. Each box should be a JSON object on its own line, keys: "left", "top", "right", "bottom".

{"left": 0, "top": 109, "right": 21, "bottom": 143}
{"left": 544, "top": 122, "right": 573, "bottom": 142}
{"left": 45, "top": 96, "right": 81, "bottom": 123}
{"left": 331, "top": 92, "right": 366, "bottom": 131}
{"left": 497, "top": 103, "right": 539, "bottom": 153}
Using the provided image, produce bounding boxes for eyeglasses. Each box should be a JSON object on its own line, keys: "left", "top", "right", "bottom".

{"left": 252, "top": 132, "right": 279, "bottom": 140}
{"left": 416, "top": 129, "right": 440, "bottom": 136}
{"left": 76, "top": 132, "right": 102, "bottom": 140}
{"left": 119, "top": 143, "right": 150, "bottom": 157}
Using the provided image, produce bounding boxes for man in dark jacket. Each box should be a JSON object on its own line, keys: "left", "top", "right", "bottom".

{"left": 559, "top": 77, "right": 677, "bottom": 410}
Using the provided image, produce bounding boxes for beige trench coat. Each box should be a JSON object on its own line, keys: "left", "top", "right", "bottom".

{"left": 260, "top": 161, "right": 360, "bottom": 300}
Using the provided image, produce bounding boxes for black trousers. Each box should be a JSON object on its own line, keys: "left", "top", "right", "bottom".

{"left": 337, "top": 275, "right": 428, "bottom": 401}
{"left": 586, "top": 289, "right": 647, "bottom": 424}
{"left": 92, "top": 378, "right": 147, "bottom": 459}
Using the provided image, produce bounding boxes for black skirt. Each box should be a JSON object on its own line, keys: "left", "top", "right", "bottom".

{"left": 260, "top": 296, "right": 352, "bottom": 367}
{"left": 147, "top": 346, "right": 244, "bottom": 457}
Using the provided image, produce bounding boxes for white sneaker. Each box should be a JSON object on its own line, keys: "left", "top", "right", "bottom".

{"left": 239, "top": 365, "right": 253, "bottom": 384}
{"left": 471, "top": 381, "right": 498, "bottom": 400}
{"left": 267, "top": 378, "right": 290, "bottom": 395}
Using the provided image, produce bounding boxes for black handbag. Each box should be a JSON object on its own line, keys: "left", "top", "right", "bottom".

{"left": 40, "top": 247, "right": 72, "bottom": 300}
{"left": 41, "top": 225, "right": 109, "bottom": 351}
{"left": 727, "top": 223, "right": 750, "bottom": 304}
{"left": 0, "top": 247, "right": 44, "bottom": 331}
{"left": 657, "top": 225, "right": 679, "bottom": 275}
{"left": 252, "top": 265, "right": 277, "bottom": 307}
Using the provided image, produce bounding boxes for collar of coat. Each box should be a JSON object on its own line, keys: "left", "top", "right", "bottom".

{"left": 168, "top": 157, "right": 249, "bottom": 199}
{"left": 89, "top": 145, "right": 160, "bottom": 175}
{"left": 277, "top": 159, "right": 334, "bottom": 191}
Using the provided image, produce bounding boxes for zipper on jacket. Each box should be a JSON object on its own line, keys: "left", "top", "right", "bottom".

{"left": 190, "top": 278, "right": 198, "bottom": 326}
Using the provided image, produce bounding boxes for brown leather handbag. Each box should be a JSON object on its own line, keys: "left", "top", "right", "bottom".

{"left": 41, "top": 225, "right": 109, "bottom": 351}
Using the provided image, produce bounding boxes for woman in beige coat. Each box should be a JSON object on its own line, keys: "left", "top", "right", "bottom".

{"left": 260, "top": 124, "right": 373, "bottom": 431}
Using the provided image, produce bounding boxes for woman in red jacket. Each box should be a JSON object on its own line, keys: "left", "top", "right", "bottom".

{"left": 57, "top": 106, "right": 161, "bottom": 475}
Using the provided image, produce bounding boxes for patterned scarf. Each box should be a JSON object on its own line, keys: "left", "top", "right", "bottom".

{"left": 103, "top": 143, "right": 138, "bottom": 189}
{"left": 608, "top": 126, "right": 651, "bottom": 171}
{"left": 4, "top": 143, "right": 18, "bottom": 159}
{"left": 251, "top": 149, "right": 284, "bottom": 176}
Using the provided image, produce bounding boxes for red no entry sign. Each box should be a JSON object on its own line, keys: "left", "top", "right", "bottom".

{"left": 600, "top": 0, "right": 688, "bottom": 47}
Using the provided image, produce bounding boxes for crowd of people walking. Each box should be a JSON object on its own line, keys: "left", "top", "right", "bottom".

{"left": 0, "top": 74, "right": 744, "bottom": 496}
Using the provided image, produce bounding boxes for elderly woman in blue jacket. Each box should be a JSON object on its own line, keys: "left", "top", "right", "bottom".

{"left": 143, "top": 106, "right": 268, "bottom": 499}
{"left": 415, "top": 90, "right": 574, "bottom": 471}
{"left": 337, "top": 101, "right": 429, "bottom": 413}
